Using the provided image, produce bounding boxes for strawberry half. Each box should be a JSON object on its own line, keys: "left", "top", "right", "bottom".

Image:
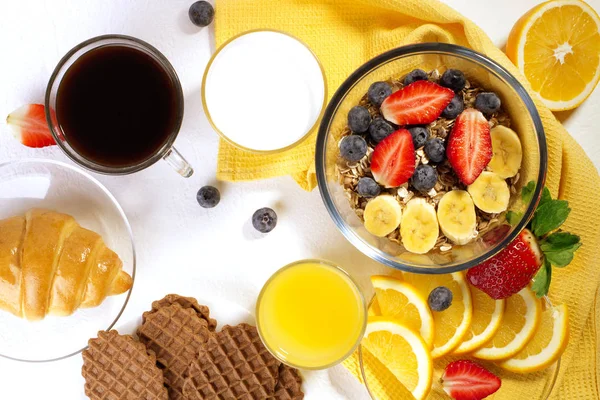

{"left": 441, "top": 360, "right": 501, "bottom": 400}
{"left": 446, "top": 108, "right": 492, "bottom": 185}
{"left": 6, "top": 104, "right": 56, "bottom": 148}
{"left": 380, "top": 80, "right": 454, "bottom": 125}
{"left": 371, "top": 128, "right": 415, "bottom": 188}
{"left": 467, "top": 229, "right": 543, "bottom": 299}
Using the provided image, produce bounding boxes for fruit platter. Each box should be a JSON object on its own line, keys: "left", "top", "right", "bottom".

{"left": 1, "top": 1, "right": 600, "bottom": 400}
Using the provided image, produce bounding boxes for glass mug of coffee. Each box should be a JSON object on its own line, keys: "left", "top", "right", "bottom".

{"left": 45, "top": 34, "right": 193, "bottom": 177}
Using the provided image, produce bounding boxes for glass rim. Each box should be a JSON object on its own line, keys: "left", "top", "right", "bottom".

{"left": 201, "top": 29, "right": 328, "bottom": 154}
{"left": 0, "top": 158, "right": 136, "bottom": 363}
{"left": 44, "top": 34, "right": 185, "bottom": 175}
{"left": 315, "top": 42, "right": 548, "bottom": 275}
{"left": 255, "top": 258, "right": 367, "bottom": 370}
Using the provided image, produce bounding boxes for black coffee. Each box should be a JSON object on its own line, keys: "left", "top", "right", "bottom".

{"left": 56, "top": 45, "right": 180, "bottom": 168}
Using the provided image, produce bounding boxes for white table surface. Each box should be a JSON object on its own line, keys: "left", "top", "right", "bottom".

{"left": 0, "top": 0, "right": 598, "bottom": 399}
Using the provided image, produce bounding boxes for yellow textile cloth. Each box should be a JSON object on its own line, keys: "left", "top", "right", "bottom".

{"left": 214, "top": 0, "right": 600, "bottom": 398}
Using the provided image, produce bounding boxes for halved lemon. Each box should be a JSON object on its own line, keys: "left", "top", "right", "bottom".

{"left": 506, "top": 0, "right": 600, "bottom": 110}
{"left": 401, "top": 272, "right": 472, "bottom": 358}
{"left": 473, "top": 287, "right": 542, "bottom": 360}
{"left": 371, "top": 275, "right": 435, "bottom": 348}
{"left": 454, "top": 286, "right": 505, "bottom": 354}
{"left": 362, "top": 317, "right": 433, "bottom": 400}
{"left": 500, "top": 303, "right": 569, "bottom": 373}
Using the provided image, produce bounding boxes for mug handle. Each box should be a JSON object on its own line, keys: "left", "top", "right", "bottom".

{"left": 163, "top": 147, "right": 193, "bottom": 177}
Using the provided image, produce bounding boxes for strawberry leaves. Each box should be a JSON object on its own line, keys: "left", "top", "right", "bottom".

{"left": 521, "top": 180, "right": 581, "bottom": 297}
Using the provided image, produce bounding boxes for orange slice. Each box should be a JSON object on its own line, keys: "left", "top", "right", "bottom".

{"left": 506, "top": 0, "right": 600, "bottom": 110}
{"left": 500, "top": 303, "right": 569, "bottom": 373}
{"left": 472, "top": 287, "right": 542, "bottom": 360}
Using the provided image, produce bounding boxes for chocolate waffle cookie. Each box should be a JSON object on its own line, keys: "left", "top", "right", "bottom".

{"left": 82, "top": 330, "right": 168, "bottom": 400}
{"left": 148, "top": 294, "right": 217, "bottom": 331}
{"left": 274, "top": 364, "right": 304, "bottom": 400}
{"left": 138, "top": 303, "right": 211, "bottom": 400}
{"left": 182, "top": 323, "right": 282, "bottom": 400}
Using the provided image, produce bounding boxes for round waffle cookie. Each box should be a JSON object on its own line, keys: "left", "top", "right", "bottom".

{"left": 148, "top": 294, "right": 217, "bottom": 331}
{"left": 82, "top": 330, "right": 168, "bottom": 400}
{"left": 138, "top": 303, "right": 211, "bottom": 400}
{"left": 182, "top": 323, "right": 282, "bottom": 400}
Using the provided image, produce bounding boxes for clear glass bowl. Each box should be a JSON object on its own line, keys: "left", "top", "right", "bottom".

{"left": 0, "top": 159, "right": 135, "bottom": 362}
{"left": 358, "top": 297, "right": 559, "bottom": 400}
{"left": 316, "top": 43, "right": 547, "bottom": 274}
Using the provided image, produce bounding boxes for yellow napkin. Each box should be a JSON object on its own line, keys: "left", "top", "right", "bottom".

{"left": 214, "top": 0, "right": 600, "bottom": 398}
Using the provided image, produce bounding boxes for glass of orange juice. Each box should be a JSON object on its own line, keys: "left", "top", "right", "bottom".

{"left": 256, "top": 259, "right": 367, "bottom": 369}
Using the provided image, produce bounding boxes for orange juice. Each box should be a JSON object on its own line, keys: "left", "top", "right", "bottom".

{"left": 256, "top": 260, "right": 366, "bottom": 369}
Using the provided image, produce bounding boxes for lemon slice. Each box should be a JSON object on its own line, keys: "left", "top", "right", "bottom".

{"left": 473, "top": 287, "right": 541, "bottom": 360}
{"left": 400, "top": 272, "right": 472, "bottom": 358}
{"left": 506, "top": 0, "right": 600, "bottom": 110}
{"left": 500, "top": 303, "right": 569, "bottom": 373}
{"left": 371, "top": 275, "right": 435, "bottom": 348}
{"left": 454, "top": 286, "right": 505, "bottom": 354}
{"left": 362, "top": 317, "right": 433, "bottom": 400}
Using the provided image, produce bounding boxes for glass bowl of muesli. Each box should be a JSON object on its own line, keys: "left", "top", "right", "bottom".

{"left": 316, "top": 43, "right": 547, "bottom": 274}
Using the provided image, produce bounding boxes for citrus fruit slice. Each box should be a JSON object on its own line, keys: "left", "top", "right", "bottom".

{"left": 500, "top": 303, "right": 569, "bottom": 373}
{"left": 371, "top": 275, "right": 435, "bottom": 348}
{"left": 506, "top": 0, "right": 600, "bottom": 110}
{"left": 473, "top": 287, "right": 542, "bottom": 360}
{"left": 362, "top": 317, "right": 433, "bottom": 400}
{"left": 400, "top": 272, "right": 472, "bottom": 358}
{"left": 454, "top": 286, "right": 505, "bottom": 354}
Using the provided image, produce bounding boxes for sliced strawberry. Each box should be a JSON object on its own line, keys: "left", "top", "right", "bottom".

{"left": 6, "top": 104, "right": 56, "bottom": 148}
{"left": 467, "top": 229, "right": 543, "bottom": 299}
{"left": 380, "top": 80, "right": 454, "bottom": 125}
{"left": 442, "top": 360, "right": 501, "bottom": 400}
{"left": 446, "top": 108, "right": 492, "bottom": 185}
{"left": 371, "top": 129, "right": 415, "bottom": 188}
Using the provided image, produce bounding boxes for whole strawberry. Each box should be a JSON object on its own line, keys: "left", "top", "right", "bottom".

{"left": 467, "top": 229, "right": 542, "bottom": 299}
{"left": 467, "top": 182, "right": 581, "bottom": 299}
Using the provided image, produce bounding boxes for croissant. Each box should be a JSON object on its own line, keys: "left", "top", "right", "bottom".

{"left": 0, "top": 209, "right": 133, "bottom": 321}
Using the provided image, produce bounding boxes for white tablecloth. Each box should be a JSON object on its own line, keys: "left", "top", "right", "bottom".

{"left": 1, "top": 0, "right": 599, "bottom": 398}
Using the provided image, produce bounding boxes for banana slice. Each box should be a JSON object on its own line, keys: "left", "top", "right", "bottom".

{"left": 400, "top": 198, "right": 439, "bottom": 254}
{"left": 364, "top": 195, "right": 403, "bottom": 237}
{"left": 467, "top": 171, "right": 510, "bottom": 213}
{"left": 487, "top": 126, "right": 522, "bottom": 178}
{"left": 437, "top": 190, "right": 478, "bottom": 245}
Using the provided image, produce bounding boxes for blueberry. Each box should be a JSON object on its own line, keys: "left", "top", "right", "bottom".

{"left": 408, "top": 126, "right": 429, "bottom": 148}
{"left": 428, "top": 286, "right": 453, "bottom": 312}
{"left": 357, "top": 177, "right": 381, "bottom": 198}
{"left": 348, "top": 106, "right": 371, "bottom": 133}
{"left": 440, "top": 69, "right": 466, "bottom": 92}
{"left": 441, "top": 94, "right": 464, "bottom": 119}
{"left": 252, "top": 208, "right": 277, "bottom": 233}
{"left": 475, "top": 92, "right": 501, "bottom": 115}
{"left": 340, "top": 135, "right": 367, "bottom": 162}
{"left": 424, "top": 138, "right": 445, "bottom": 163}
{"left": 196, "top": 186, "right": 220, "bottom": 208}
{"left": 368, "top": 118, "right": 394, "bottom": 144}
{"left": 368, "top": 81, "right": 393, "bottom": 106}
{"left": 411, "top": 164, "right": 438, "bottom": 192}
{"left": 189, "top": 1, "right": 215, "bottom": 27}
{"left": 403, "top": 69, "right": 428, "bottom": 86}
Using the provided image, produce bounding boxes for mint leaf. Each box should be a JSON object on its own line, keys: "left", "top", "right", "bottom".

{"left": 531, "top": 200, "right": 570, "bottom": 237}
{"left": 522, "top": 181, "right": 535, "bottom": 204}
{"left": 539, "top": 187, "right": 552, "bottom": 208}
{"left": 541, "top": 232, "right": 581, "bottom": 250}
{"left": 532, "top": 259, "right": 552, "bottom": 298}
{"left": 506, "top": 211, "right": 523, "bottom": 226}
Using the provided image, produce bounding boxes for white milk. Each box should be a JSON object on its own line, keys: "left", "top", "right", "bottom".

{"left": 204, "top": 31, "right": 325, "bottom": 152}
